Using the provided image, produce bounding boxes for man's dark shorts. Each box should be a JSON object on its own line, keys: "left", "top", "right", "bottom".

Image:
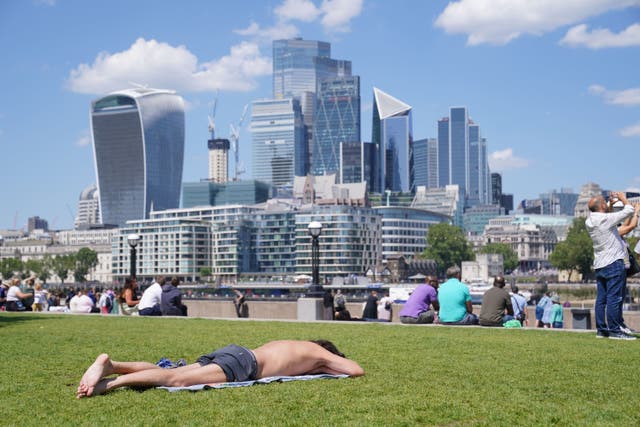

{"left": 196, "top": 344, "right": 258, "bottom": 382}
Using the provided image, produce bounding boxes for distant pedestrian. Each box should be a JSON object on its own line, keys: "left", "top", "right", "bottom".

{"left": 510, "top": 286, "right": 528, "bottom": 326}
{"left": 233, "top": 289, "right": 249, "bottom": 318}
{"left": 361, "top": 290, "right": 378, "bottom": 321}
{"left": 535, "top": 292, "right": 551, "bottom": 328}
{"left": 549, "top": 295, "right": 564, "bottom": 328}
{"left": 323, "top": 290, "right": 334, "bottom": 320}
{"left": 161, "top": 277, "right": 187, "bottom": 316}
{"left": 377, "top": 292, "right": 394, "bottom": 322}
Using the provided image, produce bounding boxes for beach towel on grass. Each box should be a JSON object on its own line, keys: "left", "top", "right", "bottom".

{"left": 158, "top": 374, "right": 349, "bottom": 392}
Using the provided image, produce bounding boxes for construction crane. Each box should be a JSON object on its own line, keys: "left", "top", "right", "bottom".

{"left": 207, "top": 90, "right": 219, "bottom": 139}
{"left": 230, "top": 104, "right": 248, "bottom": 181}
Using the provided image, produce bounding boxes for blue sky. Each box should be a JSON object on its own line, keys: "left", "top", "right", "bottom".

{"left": 1, "top": 0, "right": 639, "bottom": 230}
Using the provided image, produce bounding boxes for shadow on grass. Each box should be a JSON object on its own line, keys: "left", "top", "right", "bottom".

{"left": 0, "top": 313, "right": 71, "bottom": 327}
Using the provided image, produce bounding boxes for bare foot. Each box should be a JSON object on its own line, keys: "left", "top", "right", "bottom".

{"left": 77, "top": 354, "right": 114, "bottom": 398}
{"left": 77, "top": 377, "right": 114, "bottom": 398}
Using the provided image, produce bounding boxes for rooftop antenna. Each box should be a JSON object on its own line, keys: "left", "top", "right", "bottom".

{"left": 208, "top": 90, "right": 219, "bottom": 139}
{"left": 230, "top": 104, "right": 249, "bottom": 180}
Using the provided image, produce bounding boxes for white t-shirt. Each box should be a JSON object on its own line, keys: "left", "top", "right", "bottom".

{"left": 70, "top": 294, "right": 94, "bottom": 313}
{"left": 33, "top": 290, "right": 47, "bottom": 305}
{"left": 139, "top": 282, "right": 162, "bottom": 310}
{"left": 7, "top": 286, "right": 21, "bottom": 302}
{"left": 377, "top": 296, "right": 394, "bottom": 321}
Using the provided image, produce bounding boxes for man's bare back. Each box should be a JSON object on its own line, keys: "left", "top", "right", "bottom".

{"left": 77, "top": 339, "right": 364, "bottom": 398}
{"left": 253, "top": 340, "right": 364, "bottom": 378}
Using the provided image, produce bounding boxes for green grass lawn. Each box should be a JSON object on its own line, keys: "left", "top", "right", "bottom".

{"left": 2, "top": 313, "right": 639, "bottom": 426}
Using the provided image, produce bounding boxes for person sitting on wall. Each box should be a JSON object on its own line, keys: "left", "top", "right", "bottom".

{"left": 479, "top": 276, "right": 514, "bottom": 327}
{"left": 399, "top": 276, "right": 439, "bottom": 324}
{"left": 437, "top": 266, "right": 479, "bottom": 326}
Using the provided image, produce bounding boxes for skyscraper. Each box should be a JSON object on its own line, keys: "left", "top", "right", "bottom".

{"left": 250, "top": 98, "right": 306, "bottom": 186}
{"left": 208, "top": 138, "right": 230, "bottom": 183}
{"left": 436, "top": 107, "right": 489, "bottom": 208}
{"left": 272, "top": 38, "right": 352, "bottom": 167}
{"left": 91, "top": 88, "right": 185, "bottom": 226}
{"left": 313, "top": 76, "right": 361, "bottom": 177}
{"left": 412, "top": 137, "right": 437, "bottom": 189}
{"left": 371, "top": 87, "right": 413, "bottom": 193}
{"left": 75, "top": 184, "right": 101, "bottom": 229}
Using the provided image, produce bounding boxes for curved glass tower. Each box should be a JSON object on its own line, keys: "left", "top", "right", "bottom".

{"left": 91, "top": 88, "right": 185, "bottom": 226}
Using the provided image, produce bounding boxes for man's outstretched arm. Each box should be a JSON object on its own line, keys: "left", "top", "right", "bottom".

{"left": 315, "top": 353, "right": 365, "bottom": 377}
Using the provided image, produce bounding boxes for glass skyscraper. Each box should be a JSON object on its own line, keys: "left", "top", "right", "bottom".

{"left": 313, "top": 76, "right": 360, "bottom": 177}
{"left": 250, "top": 98, "right": 306, "bottom": 187}
{"left": 371, "top": 87, "right": 413, "bottom": 193}
{"left": 272, "top": 38, "right": 352, "bottom": 170}
{"left": 436, "top": 107, "right": 489, "bottom": 208}
{"left": 91, "top": 88, "right": 185, "bottom": 226}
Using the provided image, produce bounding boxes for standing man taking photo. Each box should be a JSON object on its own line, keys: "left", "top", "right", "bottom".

{"left": 586, "top": 191, "right": 635, "bottom": 340}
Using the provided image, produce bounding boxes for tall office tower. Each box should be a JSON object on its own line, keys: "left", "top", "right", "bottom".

{"left": 208, "top": 138, "right": 230, "bottom": 183}
{"left": 413, "top": 137, "right": 437, "bottom": 189}
{"left": 491, "top": 173, "right": 502, "bottom": 205}
{"left": 75, "top": 184, "right": 101, "bottom": 229}
{"left": 437, "top": 117, "right": 449, "bottom": 188}
{"left": 272, "top": 38, "right": 352, "bottom": 167}
{"left": 250, "top": 98, "right": 306, "bottom": 187}
{"left": 449, "top": 107, "right": 468, "bottom": 202}
{"left": 427, "top": 138, "right": 438, "bottom": 188}
{"left": 412, "top": 138, "right": 428, "bottom": 188}
{"left": 313, "top": 76, "right": 361, "bottom": 177}
{"left": 371, "top": 87, "right": 413, "bottom": 193}
{"left": 27, "top": 216, "right": 48, "bottom": 233}
{"left": 91, "top": 88, "right": 185, "bottom": 226}
{"left": 436, "top": 107, "right": 489, "bottom": 208}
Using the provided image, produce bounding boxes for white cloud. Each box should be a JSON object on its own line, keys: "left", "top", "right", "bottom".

{"left": 320, "top": 0, "right": 364, "bottom": 33}
{"left": 434, "top": 0, "right": 640, "bottom": 46}
{"left": 489, "top": 148, "right": 529, "bottom": 171}
{"left": 67, "top": 38, "right": 271, "bottom": 95}
{"left": 619, "top": 122, "right": 640, "bottom": 137}
{"left": 234, "top": 21, "right": 300, "bottom": 42}
{"left": 239, "top": 0, "right": 363, "bottom": 42}
{"left": 561, "top": 23, "right": 640, "bottom": 49}
{"left": 76, "top": 130, "right": 90, "bottom": 147}
{"left": 275, "top": 0, "right": 321, "bottom": 22}
{"left": 589, "top": 84, "right": 640, "bottom": 106}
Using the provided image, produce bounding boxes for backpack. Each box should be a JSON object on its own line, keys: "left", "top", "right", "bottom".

{"left": 105, "top": 294, "right": 113, "bottom": 311}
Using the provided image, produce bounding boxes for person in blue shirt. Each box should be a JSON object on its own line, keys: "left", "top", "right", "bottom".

{"left": 437, "top": 265, "right": 478, "bottom": 325}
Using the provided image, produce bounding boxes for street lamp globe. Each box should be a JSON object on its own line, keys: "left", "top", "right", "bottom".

{"left": 127, "top": 233, "right": 141, "bottom": 248}
{"left": 307, "top": 221, "right": 323, "bottom": 238}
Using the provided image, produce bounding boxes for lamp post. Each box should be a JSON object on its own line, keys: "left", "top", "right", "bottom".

{"left": 127, "top": 233, "right": 140, "bottom": 279}
{"left": 307, "top": 221, "right": 323, "bottom": 296}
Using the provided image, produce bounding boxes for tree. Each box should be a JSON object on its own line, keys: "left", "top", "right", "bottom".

{"left": 549, "top": 218, "right": 594, "bottom": 281}
{"left": 0, "top": 258, "right": 23, "bottom": 280}
{"left": 478, "top": 242, "right": 519, "bottom": 272}
{"left": 25, "top": 259, "right": 48, "bottom": 282}
{"left": 74, "top": 247, "right": 98, "bottom": 283}
{"left": 199, "top": 267, "right": 212, "bottom": 281}
{"left": 52, "top": 254, "right": 76, "bottom": 285}
{"left": 422, "top": 223, "right": 474, "bottom": 276}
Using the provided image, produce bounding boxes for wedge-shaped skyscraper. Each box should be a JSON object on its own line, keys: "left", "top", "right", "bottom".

{"left": 372, "top": 87, "right": 413, "bottom": 193}
{"left": 91, "top": 88, "right": 185, "bottom": 226}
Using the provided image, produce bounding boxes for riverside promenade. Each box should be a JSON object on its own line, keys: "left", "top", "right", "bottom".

{"left": 182, "top": 299, "right": 640, "bottom": 331}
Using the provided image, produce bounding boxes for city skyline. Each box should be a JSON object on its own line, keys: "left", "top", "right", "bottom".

{"left": 1, "top": 0, "right": 639, "bottom": 230}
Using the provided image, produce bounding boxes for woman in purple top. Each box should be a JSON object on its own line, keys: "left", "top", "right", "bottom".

{"left": 399, "top": 277, "right": 439, "bottom": 324}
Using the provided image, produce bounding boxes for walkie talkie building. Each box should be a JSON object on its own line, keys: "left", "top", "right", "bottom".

{"left": 91, "top": 88, "right": 185, "bottom": 226}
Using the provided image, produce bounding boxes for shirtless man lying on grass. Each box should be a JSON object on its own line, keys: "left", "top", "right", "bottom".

{"left": 77, "top": 339, "right": 364, "bottom": 398}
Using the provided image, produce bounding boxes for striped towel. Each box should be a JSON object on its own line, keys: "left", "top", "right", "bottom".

{"left": 158, "top": 374, "right": 349, "bottom": 392}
